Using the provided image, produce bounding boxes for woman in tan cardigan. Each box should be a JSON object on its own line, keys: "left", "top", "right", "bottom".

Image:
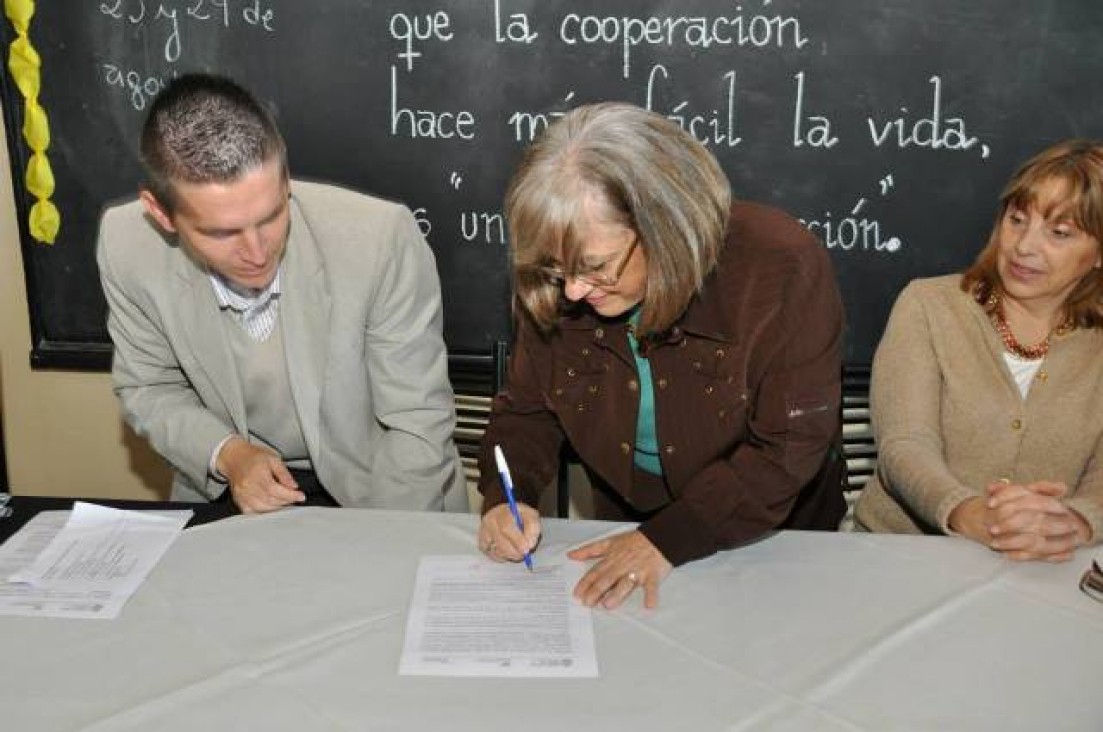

{"left": 855, "top": 140, "right": 1103, "bottom": 561}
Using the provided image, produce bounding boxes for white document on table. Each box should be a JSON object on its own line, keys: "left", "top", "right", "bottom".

{"left": 400, "top": 555, "right": 598, "bottom": 677}
{"left": 0, "top": 502, "right": 192, "bottom": 619}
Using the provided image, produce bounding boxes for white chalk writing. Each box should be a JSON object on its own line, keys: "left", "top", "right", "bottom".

{"left": 494, "top": 0, "right": 537, "bottom": 44}
{"left": 867, "top": 76, "right": 988, "bottom": 157}
{"left": 101, "top": 63, "right": 168, "bottom": 111}
{"left": 645, "top": 65, "right": 741, "bottom": 147}
{"left": 390, "top": 66, "right": 477, "bottom": 139}
{"left": 460, "top": 211, "right": 507, "bottom": 245}
{"left": 792, "top": 72, "right": 838, "bottom": 148}
{"left": 507, "top": 92, "right": 576, "bottom": 143}
{"left": 390, "top": 10, "right": 453, "bottom": 72}
{"left": 559, "top": 5, "right": 808, "bottom": 79}
{"left": 98, "top": 0, "right": 274, "bottom": 63}
{"left": 89, "top": 2, "right": 1009, "bottom": 265}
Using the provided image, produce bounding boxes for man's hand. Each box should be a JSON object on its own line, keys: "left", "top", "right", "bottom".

{"left": 217, "top": 437, "right": 305, "bottom": 513}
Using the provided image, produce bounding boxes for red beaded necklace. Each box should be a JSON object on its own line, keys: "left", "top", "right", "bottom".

{"left": 987, "top": 291, "right": 1073, "bottom": 361}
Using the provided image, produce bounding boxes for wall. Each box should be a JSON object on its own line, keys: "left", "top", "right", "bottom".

{"left": 0, "top": 97, "right": 171, "bottom": 499}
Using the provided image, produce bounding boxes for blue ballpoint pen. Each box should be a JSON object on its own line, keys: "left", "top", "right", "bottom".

{"left": 493, "top": 445, "right": 534, "bottom": 571}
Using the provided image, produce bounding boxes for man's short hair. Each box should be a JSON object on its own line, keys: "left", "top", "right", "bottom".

{"left": 140, "top": 73, "right": 287, "bottom": 212}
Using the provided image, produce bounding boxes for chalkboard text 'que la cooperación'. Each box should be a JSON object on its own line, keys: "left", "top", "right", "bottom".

{"left": 389, "top": 2, "right": 807, "bottom": 79}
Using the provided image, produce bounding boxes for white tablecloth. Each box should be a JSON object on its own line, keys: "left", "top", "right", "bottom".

{"left": 0, "top": 508, "right": 1100, "bottom": 731}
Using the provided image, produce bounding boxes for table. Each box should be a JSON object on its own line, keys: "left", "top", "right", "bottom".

{"left": 0, "top": 508, "right": 1100, "bottom": 731}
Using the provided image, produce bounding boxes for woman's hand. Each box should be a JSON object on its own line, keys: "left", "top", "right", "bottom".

{"left": 478, "top": 503, "right": 541, "bottom": 563}
{"left": 986, "top": 481, "right": 1090, "bottom": 562}
{"left": 568, "top": 530, "right": 672, "bottom": 610}
{"left": 950, "top": 481, "right": 1090, "bottom": 562}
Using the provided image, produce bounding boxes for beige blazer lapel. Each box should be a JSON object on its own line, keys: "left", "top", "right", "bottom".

{"left": 279, "top": 199, "right": 332, "bottom": 463}
{"left": 172, "top": 254, "right": 248, "bottom": 431}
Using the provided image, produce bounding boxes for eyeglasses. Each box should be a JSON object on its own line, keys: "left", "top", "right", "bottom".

{"left": 537, "top": 237, "right": 639, "bottom": 288}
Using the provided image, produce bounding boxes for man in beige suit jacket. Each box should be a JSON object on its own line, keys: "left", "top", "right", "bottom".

{"left": 96, "top": 73, "right": 466, "bottom": 513}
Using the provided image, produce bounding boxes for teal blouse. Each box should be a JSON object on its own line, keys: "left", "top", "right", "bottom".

{"left": 627, "top": 310, "right": 663, "bottom": 476}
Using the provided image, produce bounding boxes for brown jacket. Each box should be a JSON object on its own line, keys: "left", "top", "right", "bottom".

{"left": 479, "top": 202, "right": 846, "bottom": 565}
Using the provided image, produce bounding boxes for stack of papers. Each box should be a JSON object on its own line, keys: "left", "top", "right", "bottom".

{"left": 0, "top": 502, "right": 191, "bottom": 619}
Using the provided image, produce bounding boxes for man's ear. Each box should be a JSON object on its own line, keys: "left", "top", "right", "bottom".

{"left": 139, "top": 189, "right": 177, "bottom": 234}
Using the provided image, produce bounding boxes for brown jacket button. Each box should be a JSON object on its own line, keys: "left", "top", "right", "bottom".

{"left": 620, "top": 442, "right": 631, "bottom": 455}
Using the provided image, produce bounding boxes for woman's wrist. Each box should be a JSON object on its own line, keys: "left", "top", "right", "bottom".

{"left": 1066, "top": 506, "right": 1093, "bottom": 545}
{"left": 947, "top": 496, "right": 993, "bottom": 546}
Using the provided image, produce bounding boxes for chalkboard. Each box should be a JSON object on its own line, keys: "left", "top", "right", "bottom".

{"left": 3, "top": 0, "right": 1102, "bottom": 368}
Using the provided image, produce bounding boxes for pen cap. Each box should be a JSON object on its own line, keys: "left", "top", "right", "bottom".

{"left": 493, "top": 445, "right": 511, "bottom": 480}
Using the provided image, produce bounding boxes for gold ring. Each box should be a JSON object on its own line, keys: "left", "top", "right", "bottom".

{"left": 627, "top": 572, "right": 639, "bottom": 585}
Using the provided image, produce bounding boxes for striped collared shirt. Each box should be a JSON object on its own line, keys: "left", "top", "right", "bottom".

{"left": 209, "top": 269, "right": 282, "bottom": 342}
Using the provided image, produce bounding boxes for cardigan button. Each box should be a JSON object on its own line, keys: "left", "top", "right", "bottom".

{"left": 620, "top": 442, "right": 631, "bottom": 455}
{"left": 567, "top": 368, "right": 576, "bottom": 377}
{"left": 627, "top": 379, "right": 639, "bottom": 391}
{"left": 657, "top": 378, "right": 668, "bottom": 389}
{"left": 1011, "top": 418, "right": 1022, "bottom": 430}
{"left": 1036, "top": 370, "right": 1048, "bottom": 382}
{"left": 664, "top": 444, "right": 675, "bottom": 455}
{"left": 581, "top": 347, "right": 591, "bottom": 356}
{"left": 595, "top": 328, "right": 605, "bottom": 339}
{"left": 588, "top": 385, "right": 599, "bottom": 395}
{"left": 704, "top": 385, "right": 714, "bottom": 395}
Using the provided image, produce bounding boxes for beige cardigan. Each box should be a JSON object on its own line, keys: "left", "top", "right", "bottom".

{"left": 855, "top": 275, "right": 1103, "bottom": 540}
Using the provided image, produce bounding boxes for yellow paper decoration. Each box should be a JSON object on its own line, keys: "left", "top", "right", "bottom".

{"left": 5, "top": 0, "right": 57, "bottom": 243}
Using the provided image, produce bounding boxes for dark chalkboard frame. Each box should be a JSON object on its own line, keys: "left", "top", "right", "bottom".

{"left": 3, "top": 75, "right": 114, "bottom": 370}
{"left": 4, "top": 1, "right": 1103, "bottom": 372}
